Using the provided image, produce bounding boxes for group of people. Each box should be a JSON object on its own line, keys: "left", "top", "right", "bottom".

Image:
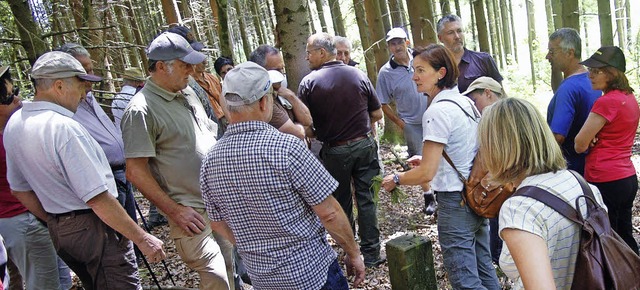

{"left": 0, "top": 12, "right": 638, "bottom": 290}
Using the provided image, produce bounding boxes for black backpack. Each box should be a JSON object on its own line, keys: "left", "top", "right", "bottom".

{"left": 514, "top": 170, "right": 640, "bottom": 290}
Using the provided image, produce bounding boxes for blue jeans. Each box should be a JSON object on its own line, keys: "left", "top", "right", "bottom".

{"left": 320, "top": 259, "right": 348, "bottom": 290}
{"left": 321, "top": 136, "right": 381, "bottom": 261}
{"left": 403, "top": 122, "right": 424, "bottom": 157}
{"left": 435, "top": 191, "right": 500, "bottom": 290}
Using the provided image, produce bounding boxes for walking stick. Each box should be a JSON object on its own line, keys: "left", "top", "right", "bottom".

{"left": 134, "top": 199, "right": 177, "bottom": 287}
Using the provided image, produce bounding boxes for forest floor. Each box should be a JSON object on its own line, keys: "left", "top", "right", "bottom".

{"left": 73, "top": 137, "right": 640, "bottom": 290}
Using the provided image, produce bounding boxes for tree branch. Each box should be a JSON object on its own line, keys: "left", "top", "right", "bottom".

{"left": 42, "top": 25, "right": 117, "bottom": 38}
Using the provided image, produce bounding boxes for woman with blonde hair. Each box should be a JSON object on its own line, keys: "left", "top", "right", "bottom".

{"left": 479, "top": 98, "right": 605, "bottom": 289}
{"left": 382, "top": 44, "right": 500, "bottom": 289}
{"left": 575, "top": 46, "right": 639, "bottom": 255}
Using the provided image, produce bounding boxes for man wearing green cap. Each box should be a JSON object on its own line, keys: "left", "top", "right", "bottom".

{"left": 4, "top": 51, "right": 165, "bottom": 289}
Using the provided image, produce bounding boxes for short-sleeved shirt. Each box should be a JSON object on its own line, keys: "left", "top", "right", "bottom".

{"left": 73, "top": 92, "right": 126, "bottom": 167}
{"left": 0, "top": 136, "right": 28, "bottom": 218}
{"left": 499, "top": 170, "right": 606, "bottom": 289}
{"left": 268, "top": 101, "right": 290, "bottom": 129}
{"left": 546, "top": 73, "right": 601, "bottom": 174}
{"left": 112, "top": 85, "right": 137, "bottom": 129}
{"left": 121, "top": 78, "right": 217, "bottom": 208}
{"left": 194, "top": 72, "right": 225, "bottom": 119}
{"left": 457, "top": 48, "right": 503, "bottom": 93}
{"left": 423, "top": 88, "right": 479, "bottom": 192}
{"left": 201, "top": 121, "right": 338, "bottom": 290}
{"left": 585, "top": 90, "right": 639, "bottom": 182}
{"left": 4, "top": 102, "right": 117, "bottom": 213}
{"left": 376, "top": 56, "right": 428, "bottom": 125}
{"left": 298, "top": 61, "right": 381, "bottom": 144}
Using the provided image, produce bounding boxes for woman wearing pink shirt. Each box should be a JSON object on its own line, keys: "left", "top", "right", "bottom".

{"left": 575, "top": 46, "right": 639, "bottom": 254}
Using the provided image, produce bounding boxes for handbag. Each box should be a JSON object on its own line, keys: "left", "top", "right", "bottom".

{"left": 514, "top": 170, "right": 640, "bottom": 290}
{"left": 442, "top": 152, "right": 515, "bottom": 218}
{"left": 437, "top": 99, "right": 515, "bottom": 218}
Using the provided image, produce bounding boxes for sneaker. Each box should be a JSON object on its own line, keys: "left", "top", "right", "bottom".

{"left": 364, "top": 254, "right": 387, "bottom": 268}
{"left": 423, "top": 192, "right": 437, "bottom": 216}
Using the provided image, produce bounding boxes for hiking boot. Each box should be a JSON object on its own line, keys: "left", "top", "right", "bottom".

{"left": 147, "top": 215, "right": 168, "bottom": 230}
{"left": 423, "top": 192, "right": 437, "bottom": 216}
{"left": 364, "top": 253, "right": 387, "bottom": 268}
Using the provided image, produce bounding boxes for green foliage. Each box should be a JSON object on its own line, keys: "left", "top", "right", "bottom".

{"left": 371, "top": 175, "right": 407, "bottom": 205}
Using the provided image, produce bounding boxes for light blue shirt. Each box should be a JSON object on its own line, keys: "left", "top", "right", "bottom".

{"left": 112, "top": 85, "right": 137, "bottom": 130}
{"left": 376, "top": 54, "right": 428, "bottom": 125}
{"left": 4, "top": 102, "right": 117, "bottom": 213}
{"left": 73, "top": 92, "right": 126, "bottom": 167}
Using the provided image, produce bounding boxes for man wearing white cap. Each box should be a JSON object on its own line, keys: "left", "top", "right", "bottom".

{"left": 121, "top": 32, "right": 231, "bottom": 289}
{"left": 201, "top": 61, "right": 365, "bottom": 290}
{"left": 377, "top": 28, "right": 433, "bottom": 214}
{"left": 4, "top": 51, "right": 165, "bottom": 289}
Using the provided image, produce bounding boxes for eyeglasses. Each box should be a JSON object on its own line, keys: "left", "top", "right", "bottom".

{"left": 306, "top": 47, "right": 322, "bottom": 56}
{"left": 587, "top": 67, "right": 605, "bottom": 75}
{"left": 547, "top": 48, "right": 562, "bottom": 56}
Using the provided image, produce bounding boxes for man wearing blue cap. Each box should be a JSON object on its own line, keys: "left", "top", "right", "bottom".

{"left": 121, "top": 32, "right": 231, "bottom": 289}
{"left": 4, "top": 51, "right": 166, "bottom": 289}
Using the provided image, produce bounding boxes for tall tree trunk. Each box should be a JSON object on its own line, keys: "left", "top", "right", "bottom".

{"left": 407, "top": 0, "right": 437, "bottom": 48}
{"left": 307, "top": 0, "right": 316, "bottom": 34}
{"left": 624, "top": 0, "right": 631, "bottom": 48}
{"left": 473, "top": 0, "right": 490, "bottom": 53}
{"left": 551, "top": 0, "right": 562, "bottom": 29}
{"left": 125, "top": 0, "right": 147, "bottom": 70}
{"left": 115, "top": 3, "right": 139, "bottom": 67}
{"left": 614, "top": 0, "right": 624, "bottom": 48}
{"left": 178, "top": 0, "right": 191, "bottom": 21}
{"left": 583, "top": 18, "right": 590, "bottom": 55}
{"left": 378, "top": 0, "right": 391, "bottom": 32}
{"left": 263, "top": 0, "right": 276, "bottom": 42}
{"left": 272, "top": 0, "right": 310, "bottom": 94}
{"left": 6, "top": 0, "right": 47, "bottom": 65}
{"left": 597, "top": 0, "right": 613, "bottom": 46}
{"left": 454, "top": 0, "right": 461, "bottom": 16}
{"left": 250, "top": 0, "right": 266, "bottom": 44}
{"left": 387, "top": 0, "right": 404, "bottom": 28}
{"left": 500, "top": 0, "right": 512, "bottom": 60}
{"left": 51, "top": 1, "right": 63, "bottom": 48}
{"left": 544, "top": 0, "right": 554, "bottom": 34}
{"left": 525, "top": 0, "right": 536, "bottom": 91}
{"left": 233, "top": 0, "right": 252, "bottom": 59}
{"left": 562, "top": 0, "right": 579, "bottom": 30}
{"left": 328, "top": 0, "right": 346, "bottom": 36}
{"left": 210, "top": 0, "right": 233, "bottom": 57}
{"left": 439, "top": 0, "right": 451, "bottom": 15}
{"left": 160, "top": 0, "right": 181, "bottom": 25}
{"left": 491, "top": 0, "right": 504, "bottom": 68}
{"left": 364, "top": 0, "right": 388, "bottom": 72}
{"left": 354, "top": 0, "right": 377, "bottom": 82}
{"left": 508, "top": 0, "right": 517, "bottom": 61}
{"left": 470, "top": 0, "right": 477, "bottom": 50}
{"left": 314, "top": 0, "right": 328, "bottom": 32}
{"left": 486, "top": 0, "right": 497, "bottom": 58}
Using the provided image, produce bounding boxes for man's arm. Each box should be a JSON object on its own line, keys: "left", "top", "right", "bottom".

{"left": 312, "top": 196, "right": 365, "bottom": 287}
{"left": 369, "top": 108, "right": 383, "bottom": 124}
{"left": 278, "top": 119, "right": 306, "bottom": 140}
{"left": 126, "top": 157, "right": 206, "bottom": 236}
{"left": 381, "top": 104, "right": 404, "bottom": 129}
{"left": 210, "top": 221, "right": 236, "bottom": 245}
{"left": 277, "top": 87, "right": 312, "bottom": 127}
{"left": 87, "top": 191, "right": 166, "bottom": 262}
{"left": 12, "top": 190, "right": 48, "bottom": 221}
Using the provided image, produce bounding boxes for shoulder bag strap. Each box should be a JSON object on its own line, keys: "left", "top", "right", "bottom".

{"left": 442, "top": 151, "right": 467, "bottom": 184}
{"left": 437, "top": 99, "right": 480, "bottom": 121}
{"left": 514, "top": 186, "right": 583, "bottom": 225}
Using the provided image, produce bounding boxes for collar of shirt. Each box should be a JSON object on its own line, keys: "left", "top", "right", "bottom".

{"left": 144, "top": 78, "right": 183, "bottom": 101}
{"left": 389, "top": 48, "right": 414, "bottom": 70}
{"left": 431, "top": 86, "right": 462, "bottom": 104}
{"left": 119, "top": 85, "right": 137, "bottom": 96}
{"left": 23, "top": 101, "right": 74, "bottom": 117}
{"left": 461, "top": 47, "right": 473, "bottom": 64}
{"left": 226, "top": 120, "right": 276, "bottom": 136}
{"left": 319, "top": 60, "right": 344, "bottom": 69}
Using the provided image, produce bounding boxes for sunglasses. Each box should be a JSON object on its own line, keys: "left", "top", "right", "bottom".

{"left": 0, "top": 87, "right": 19, "bottom": 105}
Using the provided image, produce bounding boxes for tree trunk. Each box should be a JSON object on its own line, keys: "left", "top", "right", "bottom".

{"left": 210, "top": 0, "right": 233, "bottom": 58}
{"left": 508, "top": 0, "right": 517, "bottom": 61}
{"left": 313, "top": 0, "right": 328, "bottom": 32}
{"left": 378, "top": 0, "right": 391, "bottom": 32}
{"left": 551, "top": 0, "right": 562, "bottom": 29}
{"left": 250, "top": 0, "right": 267, "bottom": 44}
{"left": 232, "top": 0, "right": 252, "bottom": 59}
{"left": 500, "top": 0, "right": 512, "bottom": 60}
{"left": 439, "top": 0, "right": 451, "bottom": 16}
{"left": 115, "top": 3, "right": 139, "bottom": 67}
{"left": 525, "top": 0, "right": 536, "bottom": 91}
{"left": 624, "top": 0, "right": 631, "bottom": 48}
{"left": 6, "top": 0, "right": 47, "bottom": 65}
{"left": 406, "top": 0, "right": 437, "bottom": 48}
{"left": 272, "top": 0, "right": 310, "bottom": 94}
{"left": 125, "top": 0, "right": 148, "bottom": 70}
{"left": 363, "top": 0, "right": 389, "bottom": 72}
{"left": 583, "top": 18, "right": 590, "bottom": 55}
{"left": 614, "top": 0, "right": 624, "bottom": 48}
{"left": 473, "top": 0, "right": 490, "bottom": 53}
{"left": 160, "top": 0, "right": 181, "bottom": 25}
{"left": 486, "top": 0, "right": 498, "bottom": 59}
{"left": 491, "top": 0, "right": 504, "bottom": 68}
{"left": 263, "top": 0, "right": 276, "bottom": 42}
{"left": 596, "top": 0, "right": 613, "bottom": 46}
{"left": 307, "top": 0, "right": 316, "bottom": 34}
{"left": 354, "top": 0, "right": 377, "bottom": 82}
{"left": 544, "top": 0, "right": 554, "bottom": 34}
{"left": 387, "top": 0, "right": 403, "bottom": 28}
{"left": 562, "top": 0, "right": 579, "bottom": 30}
{"left": 328, "top": 0, "right": 346, "bottom": 36}
{"left": 454, "top": 0, "right": 461, "bottom": 16}
{"left": 470, "top": 0, "right": 477, "bottom": 51}
{"left": 398, "top": 0, "right": 409, "bottom": 30}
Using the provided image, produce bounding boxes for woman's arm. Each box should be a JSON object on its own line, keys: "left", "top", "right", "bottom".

{"left": 382, "top": 140, "right": 444, "bottom": 191}
{"left": 502, "top": 228, "right": 556, "bottom": 290}
{"left": 574, "top": 112, "right": 607, "bottom": 153}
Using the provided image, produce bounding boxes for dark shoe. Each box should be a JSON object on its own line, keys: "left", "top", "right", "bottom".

{"left": 147, "top": 215, "right": 168, "bottom": 230}
{"left": 364, "top": 254, "right": 387, "bottom": 268}
{"left": 423, "top": 192, "right": 437, "bottom": 215}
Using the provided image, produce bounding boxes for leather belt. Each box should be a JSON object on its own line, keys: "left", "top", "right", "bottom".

{"left": 111, "top": 164, "right": 126, "bottom": 171}
{"left": 50, "top": 209, "right": 93, "bottom": 219}
{"left": 328, "top": 134, "right": 369, "bottom": 147}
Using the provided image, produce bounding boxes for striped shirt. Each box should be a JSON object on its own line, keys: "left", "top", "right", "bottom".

{"left": 200, "top": 121, "right": 338, "bottom": 290}
{"left": 499, "top": 170, "right": 606, "bottom": 289}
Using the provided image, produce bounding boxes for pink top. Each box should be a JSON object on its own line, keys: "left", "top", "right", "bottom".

{"left": 585, "top": 90, "right": 640, "bottom": 182}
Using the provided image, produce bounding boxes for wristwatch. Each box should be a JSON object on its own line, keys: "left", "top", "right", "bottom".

{"left": 393, "top": 174, "right": 400, "bottom": 185}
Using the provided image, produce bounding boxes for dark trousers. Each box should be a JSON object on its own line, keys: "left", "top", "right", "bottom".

{"left": 113, "top": 169, "right": 137, "bottom": 222}
{"left": 591, "top": 174, "right": 639, "bottom": 255}
{"left": 320, "top": 259, "right": 349, "bottom": 290}
{"left": 321, "top": 136, "right": 381, "bottom": 261}
{"left": 47, "top": 211, "right": 140, "bottom": 290}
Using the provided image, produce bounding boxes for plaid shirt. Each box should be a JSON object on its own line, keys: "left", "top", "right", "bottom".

{"left": 201, "top": 121, "right": 339, "bottom": 290}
